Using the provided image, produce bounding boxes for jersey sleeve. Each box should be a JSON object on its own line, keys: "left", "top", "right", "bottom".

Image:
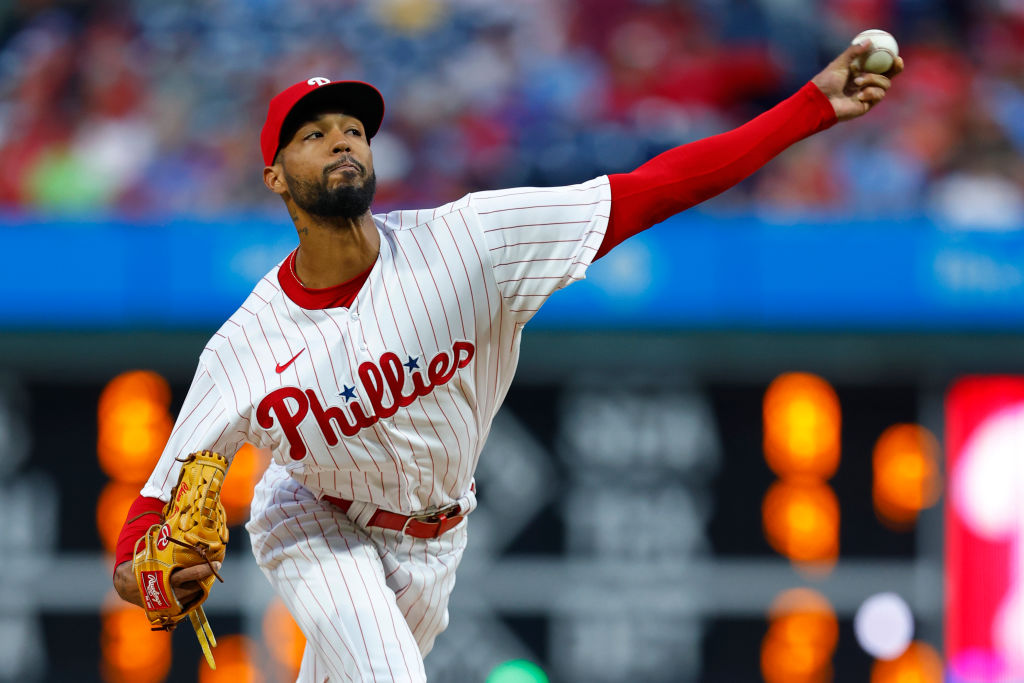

{"left": 467, "top": 176, "right": 611, "bottom": 321}
{"left": 140, "top": 361, "right": 248, "bottom": 501}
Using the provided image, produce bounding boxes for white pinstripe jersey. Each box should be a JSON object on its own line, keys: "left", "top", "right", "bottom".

{"left": 142, "top": 177, "right": 610, "bottom": 514}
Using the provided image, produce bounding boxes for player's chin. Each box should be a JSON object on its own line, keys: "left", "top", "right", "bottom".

{"left": 326, "top": 171, "right": 364, "bottom": 189}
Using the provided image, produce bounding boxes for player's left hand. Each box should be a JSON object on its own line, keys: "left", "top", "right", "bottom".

{"left": 811, "top": 40, "right": 904, "bottom": 122}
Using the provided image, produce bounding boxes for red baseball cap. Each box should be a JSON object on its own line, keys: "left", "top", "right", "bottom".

{"left": 260, "top": 77, "right": 385, "bottom": 166}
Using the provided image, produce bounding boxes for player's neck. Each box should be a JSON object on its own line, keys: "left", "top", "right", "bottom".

{"left": 291, "top": 211, "right": 380, "bottom": 289}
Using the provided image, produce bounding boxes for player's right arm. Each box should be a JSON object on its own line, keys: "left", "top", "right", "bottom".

{"left": 112, "top": 362, "right": 246, "bottom": 607}
{"left": 462, "top": 78, "right": 837, "bottom": 321}
{"left": 598, "top": 41, "right": 902, "bottom": 259}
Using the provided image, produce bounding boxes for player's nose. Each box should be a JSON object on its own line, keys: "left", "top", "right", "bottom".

{"left": 330, "top": 133, "right": 351, "bottom": 155}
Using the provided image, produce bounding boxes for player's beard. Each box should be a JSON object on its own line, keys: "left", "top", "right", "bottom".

{"left": 286, "top": 167, "right": 377, "bottom": 220}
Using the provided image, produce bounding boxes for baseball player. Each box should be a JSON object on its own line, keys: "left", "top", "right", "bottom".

{"left": 113, "top": 42, "right": 901, "bottom": 681}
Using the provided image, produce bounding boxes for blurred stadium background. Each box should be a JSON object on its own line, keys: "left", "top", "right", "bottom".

{"left": 1, "top": 0, "right": 1023, "bottom": 681}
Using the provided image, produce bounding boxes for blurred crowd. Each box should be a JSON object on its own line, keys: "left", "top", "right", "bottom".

{"left": 0, "top": 0, "right": 1022, "bottom": 228}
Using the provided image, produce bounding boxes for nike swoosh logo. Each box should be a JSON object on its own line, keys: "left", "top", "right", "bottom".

{"left": 275, "top": 348, "right": 306, "bottom": 374}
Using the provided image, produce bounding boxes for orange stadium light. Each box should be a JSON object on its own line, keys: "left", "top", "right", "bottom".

{"left": 198, "top": 634, "right": 265, "bottom": 683}
{"left": 100, "top": 600, "right": 172, "bottom": 683}
{"left": 98, "top": 370, "right": 174, "bottom": 483}
{"left": 97, "top": 480, "right": 149, "bottom": 554}
{"left": 761, "top": 588, "right": 838, "bottom": 683}
{"left": 763, "top": 479, "right": 839, "bottom": 565}
{"left": 763, "top": 372, "right": 841, "bottom": 479}
{"left": 264, "top": 597, "right": 306, "bottom": 678}
{"left": 873, "top": 424, "right": 941, "bottom": 530}
{"left": 222, "top": 444, "right": 272, "bottom": 527}
{"left": 98, "top": 370, "right": 171, "bottom": 417}
{"left": 870, "top": 641, "right": 943, "bottom": 683}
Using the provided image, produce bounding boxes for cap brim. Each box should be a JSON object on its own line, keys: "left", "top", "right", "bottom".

{"left": 277, "top": 81, "right": 385, "bottom": 153}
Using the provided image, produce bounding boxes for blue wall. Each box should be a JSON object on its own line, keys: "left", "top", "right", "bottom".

{"left": 4, "top": 211, "right": 1023, "bottom": 330}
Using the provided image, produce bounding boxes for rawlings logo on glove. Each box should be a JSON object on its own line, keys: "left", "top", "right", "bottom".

{"left": 141, "top": 570, "right": 172, "bottom": 610}
{"left": 132, "top": 450, "right": 229, "bottom": 669}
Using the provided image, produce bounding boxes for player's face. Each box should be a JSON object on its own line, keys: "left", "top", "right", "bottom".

{"left": 277, "top": 112, "right": 377, "bottom": 219}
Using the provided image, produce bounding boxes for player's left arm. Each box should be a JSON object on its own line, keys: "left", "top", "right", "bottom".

{"left": 598, "top": 41, "right": 903, "bottom": 259}
{"left": 111, "top": 361, "right": 246, "bottom": 607}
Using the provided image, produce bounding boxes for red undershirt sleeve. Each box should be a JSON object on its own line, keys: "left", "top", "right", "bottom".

{"left": 597, "top": 81, "right": 837, "bottom": 259}
{"left": 113, "top": 494, "right": 166, "bottom": 575}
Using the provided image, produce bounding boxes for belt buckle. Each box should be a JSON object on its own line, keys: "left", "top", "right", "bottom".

{"left": 401, "top": 504, "right": 461, "bottom": 537}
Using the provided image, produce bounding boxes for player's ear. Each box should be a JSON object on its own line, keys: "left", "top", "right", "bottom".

{"left": 263, "top": 164, "right": 287, "bottom": 196}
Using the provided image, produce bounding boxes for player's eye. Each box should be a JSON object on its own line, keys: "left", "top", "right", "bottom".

{"left": 304, "top": 131, "right": 323, "bottom": 140}
{"left": 347, "top": 128, "right": 362, "bottom": 136}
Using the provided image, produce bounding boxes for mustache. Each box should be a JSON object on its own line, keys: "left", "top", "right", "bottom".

{"left": 323, "top": 157, "right": 365, "bottom": 177}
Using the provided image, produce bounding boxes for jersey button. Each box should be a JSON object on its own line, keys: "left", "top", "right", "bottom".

{"left": 351, "top": 313, "right": 360, "bottom": 321}
{"left": 359, "top": 343, "right": 368, "bottom": 351}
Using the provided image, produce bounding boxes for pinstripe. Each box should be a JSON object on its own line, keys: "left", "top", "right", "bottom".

{"left": 164, "top": 371, "right": 215, "bottom": 440}
{"left": 346, "top": 260, "right": 421, "bottom": 497}
{"left": 376, "top": 252, "right": 434, "bottom": 503}
{"left": 483, "top": 219, "right": 592, "bottom": 233}
{"left": 422, "top": 226, "right": 468, "bottom": 339}
{"left": 406, "top": 230, "right": 455, "bottom": 341}
{"left": 299, "top": 308, "right": 340, "bottom": 389}
{"left": 453, "top": 209, "right": 504, "bottom": 418}
{"left": 489, "top": 237, "right": 581, "bottom": 250}
{"left": 407, "top": 227, "right": 475, "bottom": 492}
{"left": 270, "top": 303, "right": 303, "bottom": 383}
{"left": 439, "top": 215, "right": 489, "bottom": 463}
{"left": 329, "top": 310, "right": 389, "bottom": 503}
{"left": 280, "top": 571, "right": 358, "bottom": 681}
{"left": 426, "top": 533, "right": 457, "bottom": 639}
{"left": 223, "top": 337, "right": 253, "bottom": 412}
{"left": 300, "top": 311, "right": 367, "bottom": 474}
{"left": 272, "top": 524, "right": 362, "bottom": 677}
{"left": 171, "top": 401, "right": 220, "bottom": 455}
{"left": 383, "top": 237, "right": 455, "bottom": 501}
{"left": 389, "top": 236, "right": 467, "bottom": 501}
{"left": 212, "top": 350, "right": 247, "bottom": 423}
{"left": 434, "top": 218, "right": 487, "bottom": 446}
{"left": 476, "top": 201, "right": 596, "bottom": 214}
{"left": 305, "top": 511, "right": 381, "bottom": 682}
{"left": 411, "top": 538, "right": 445, "bottom": 641}
{"left": 240, "top": 325, "right": 269, "bottom": 393}
{"left": 337, "top": 524, "right": 418, "bottom": 679}
{"left": 436, "top": 381, "right": 473, "bottom": 494}
{"left": 474, "top": 184, "right": 596, "bottom": 201}
{"left": 283, "top": 303, "right": 342, "bottom": 471}
{"left": 150, "top": 373, "right": 235, "bottom": 493}
{"left": 332, "top": 530, "right": 397, "bottom": 682}
{"left": 255, "top": 315, "right": 278, "bottom": 370}
{"left": 495, "top": 255, "right": 573, "bottom": 267}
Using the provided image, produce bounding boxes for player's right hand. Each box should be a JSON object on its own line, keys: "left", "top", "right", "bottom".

{"left": 170, "top": 562, "right": 222, "bottom": 605}
{"left": 810, "top": 41, "right": 904, "bottom": 121}
{"left": 114, "top": 559, "right": 222, "bottom": 608}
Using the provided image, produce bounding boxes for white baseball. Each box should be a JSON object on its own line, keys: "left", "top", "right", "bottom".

{"left": 851, "top": 29, "right": 899, "bottom": 74}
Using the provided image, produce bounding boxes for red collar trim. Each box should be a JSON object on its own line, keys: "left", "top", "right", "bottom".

{"left": 277, "top": 249, "right": 375, "bottom": 310}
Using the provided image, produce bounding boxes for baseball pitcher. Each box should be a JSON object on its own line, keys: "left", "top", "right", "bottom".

{"left": 113, "top": 40, "right": 902, "bottom": 681}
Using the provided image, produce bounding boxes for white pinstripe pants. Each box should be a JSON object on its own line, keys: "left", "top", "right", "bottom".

{"left": 247, "top": 472, "right": 468, "bottom": 682}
